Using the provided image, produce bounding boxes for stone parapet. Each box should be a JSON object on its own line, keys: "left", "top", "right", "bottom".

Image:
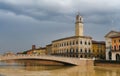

{"left": 0, "top": 55, "right": 94, "bottom": 66}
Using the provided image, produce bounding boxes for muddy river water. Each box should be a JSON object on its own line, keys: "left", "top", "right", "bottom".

{"left": 0, "top": 60, "right": 120, "bottom": 76}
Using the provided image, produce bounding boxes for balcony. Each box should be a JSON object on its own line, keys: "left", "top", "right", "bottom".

{"left": 112, "top": 50, "right": 120, "bottom": 52}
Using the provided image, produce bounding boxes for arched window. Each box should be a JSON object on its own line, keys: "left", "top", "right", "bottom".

{"left": 108, "top": 51, "right": 112, "bottom": 60}
{"left": 73, "top": 41, "right": 75, "bottom": 45}
{"left": 64, "top": 49, "right": 67, "bottom": 53}
{"left": 73, "top": 49, "right": 74, "bottom": 53}
{"left": 70, "top": 48, "right": 73, "bottom": 53}
{"left": 80, "top": 55, "right": 83, "bottom": 58}
{"left": 76, "top": 48, "right": 78, "bottom": 53}
{"left": 67, "top": 42, "right": 69, "bottom": 46}
{"left": 85, "top": 55, "right": 87, "bottom": 58}
{"left": 88, "top": 42, "right": 91, "bottom": 45}
{"left": 85, "top": 41, "right": 87, "bottom": 45}
{"left": 80, "top": 49, "right": 82, "bottom": 53}
{"left": 116, "top": 54, "right": 120, "bottom": 61}
{"left": 70, "top": 41, "right": 72, "bottom": 45}
{"left": 114, "top": 40, "right": 116, "bottom": 43}
{"left": 85, "top": 49, "right": 87, "bottom": 53}
{"left": 80, "top": 41, "right": 82, "bottom": 44}
{"left": 60, "top": 44, "right": 62, "bottom": 47}
{"left": 62, "top": 43, "right": 64, "bottom": 46}
{"left": 64, "top": 42, "right": 66, "bottom": 46}
{"left": 76, "top": 40, "right": 78, "bottom": 45}
{"left": 89, "top": 49, "right": 91, "bottom": 53}
{"left": 67, "top": 49, "right": 68, "bottom": 53}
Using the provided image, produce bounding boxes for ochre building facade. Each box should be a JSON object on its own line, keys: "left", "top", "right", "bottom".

{"left": 26, "top": 45, "right": 46, "bottom": 55}
{"left": 92, "top": 41, "right": 105, "bottom": 59}
{"left": 105, "top": 31, "right": 120, "bottom": 60}
{"left": 110, "top": 34, "right": 120, "bottom": 61}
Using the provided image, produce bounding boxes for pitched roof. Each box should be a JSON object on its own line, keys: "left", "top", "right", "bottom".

{"left": 104, "top": 30, "right": 120, "bottom": 38}
{"left": 92, "top": 40, "right": 105, "bottom": 44}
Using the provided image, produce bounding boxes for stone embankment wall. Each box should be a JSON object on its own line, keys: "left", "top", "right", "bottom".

{"left": 94, "top": 60, "right": 120, "bottom": 67}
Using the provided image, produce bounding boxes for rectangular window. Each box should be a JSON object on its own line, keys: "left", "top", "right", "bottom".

{"left": 73, "top": 41, "right": 75, "bottom": 45}
{"left": 62, "top": 43, "right": 64, "bottom": 46}
{"left": 85, "top": 49, "right": 87, "bottom": 53}
{"left": 98, "top": 49, "right": 99, "bottom": 53}
{"left": 114, "top": 45, "right": 116, "bottom": 51}
{"left": 64, "top": 42, "right": 66, "bottom": 46}
{"left": 119, "top": 45, "right": 120, "bottom": 50}
{"left": 114, "top": 40, "right": 116, "bottom": 43}
{"left": 89, "top": 49, "right": 91, "bottom": 53}
{"left": 60, "top": 44, "right": 62, "bottom": 47}
{"left": 70, "top": 42, "right": 71, "bottom": 45}
{"left": 85, "top": 41, "right": 87, "bottom": 45}
{"left": 67, "top": 42, "right": 68, "bottom": 46}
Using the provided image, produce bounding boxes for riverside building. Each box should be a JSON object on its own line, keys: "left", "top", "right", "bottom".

{"left": 51, "top": 14, "right": 93, "bottom": 58}
{"left": 110, "top": 34, "right": 120, "bottom": 61}
{"left": 105, "top": 31, "right": 120, "bottom": 60}
{"left": 92, "top": 40, "right": 105, "bottom": 59}
{"left": 26, "top": 45, "right": 46, "bottom": 55}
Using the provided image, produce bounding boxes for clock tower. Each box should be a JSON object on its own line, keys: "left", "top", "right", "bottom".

{"left": 75, "top": 14, "right": 84, "bottom": 36}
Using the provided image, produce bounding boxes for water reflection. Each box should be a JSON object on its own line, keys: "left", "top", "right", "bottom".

{"left": 94, "top": 66, "right": 120, "bottom": 76}
{"left": 51, "top": 66, "right": 95, "bottom": 76}
{"left": 0, "top": 60, "right": 120, "bottom": 76}
{"left": 0, "top": 60, "right": 72, "bottom": 71}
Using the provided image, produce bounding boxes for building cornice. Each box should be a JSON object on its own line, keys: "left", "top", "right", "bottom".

{"left": 52, "top": 36, "right": 92, "bottom": 42}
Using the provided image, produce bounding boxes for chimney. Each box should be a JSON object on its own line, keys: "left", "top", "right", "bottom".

{"left": 32, "top": 45, "right": 36, "bottom": 50}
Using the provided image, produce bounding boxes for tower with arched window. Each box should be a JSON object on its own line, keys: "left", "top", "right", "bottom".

{"left": 75, "top": 14, "right": 84, "bottom": 36}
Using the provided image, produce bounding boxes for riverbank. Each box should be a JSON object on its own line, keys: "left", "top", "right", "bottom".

{"left": 94, "top": 60, "right": 120, "bottom": 67}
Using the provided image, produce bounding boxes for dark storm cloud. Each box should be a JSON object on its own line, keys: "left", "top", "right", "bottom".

{"left": 0, "top": 1, "right": 66, "bottom": 22}
{"left": 1, "top": 0, "right": 119, "bottom": 24}
{"left": 0, "top": 0, "right": 76, "bottom": 23}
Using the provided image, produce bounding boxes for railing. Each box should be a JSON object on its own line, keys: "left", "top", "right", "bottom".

{"left": 111, "top": 50, "right": 120, "bottom": 52}
{"left": 0, "top": 54, "right": 91, "bottom": 59}
{"left": 0, "top": 54, "right": 94, "bottom": 66}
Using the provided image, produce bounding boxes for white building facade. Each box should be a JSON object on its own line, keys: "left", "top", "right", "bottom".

{"left": 51, "top": 14, "right": 93, "bottom": 58}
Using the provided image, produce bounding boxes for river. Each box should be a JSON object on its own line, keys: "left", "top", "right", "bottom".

{"left": 0, "top": 60, "right": 120, "bottom": 76}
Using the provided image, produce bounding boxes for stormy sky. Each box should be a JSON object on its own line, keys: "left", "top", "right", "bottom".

{"left": 0, "top": 0, "right": 120, "bottom": 54}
